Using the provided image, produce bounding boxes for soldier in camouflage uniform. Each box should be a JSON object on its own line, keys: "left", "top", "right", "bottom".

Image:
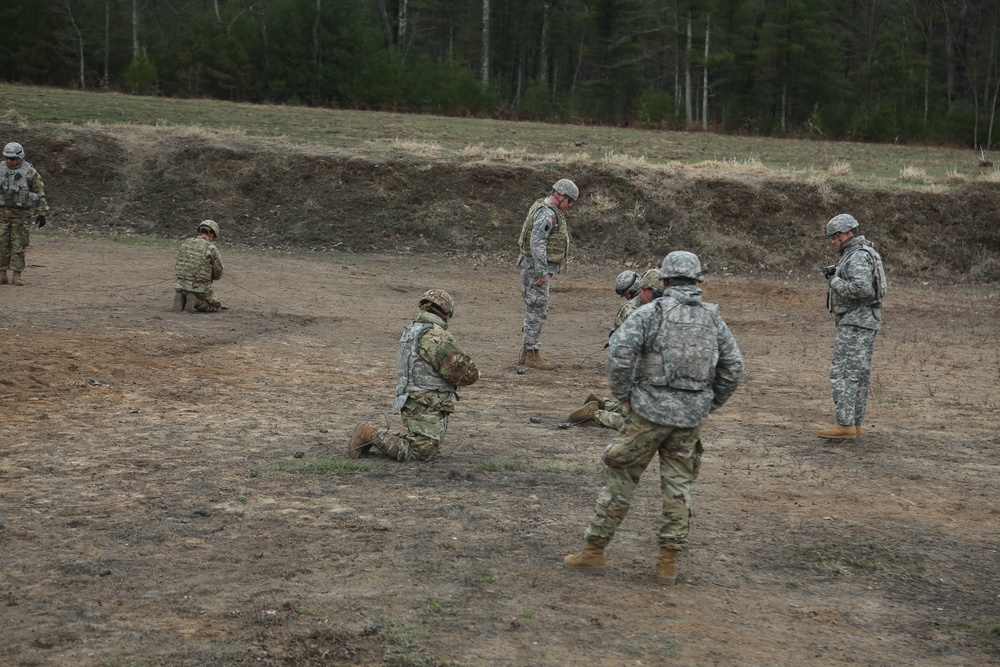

{"left": 349, "top": 289, "right": 479, "bottom": 462}
{"left": 516, "top": 178, "right": 578, "bottom": 370}
{"left": 174, "top": 220, "right": 227, "bottom": 312}
{"left": 569, "top": 268, "right": 663, "bottom": 430}
{"left": 0, "top": 142, "right": 49, "bottom": 286}
{"left": 564, "top": 251, "right": 744, "bottom": 585}
{"left": 817, "top": 213, "right": 887, "bottom": 440}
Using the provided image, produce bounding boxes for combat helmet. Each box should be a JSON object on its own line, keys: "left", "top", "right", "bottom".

{"left": 551, "top": 179, "right": 579, "bottom": 201}
{"left": 3, "top": 142, "right": 24, "bottom": 160}
{"left": 198, "top": 220, "right": 220, "bottom": 237}
{"left": 419, "top": 289, "right": 455, "bottom": 319}
{"left": 639, "top": 268, "right": 662, "bottom": 290}
{"left": 825, "top": 213, "right": 859, "bottom": 236}
{"left": 659, "top": 251, "right": 705, "bottom": 282}
{"left": 614, "top": 270, "right": 640, "bottom": 297}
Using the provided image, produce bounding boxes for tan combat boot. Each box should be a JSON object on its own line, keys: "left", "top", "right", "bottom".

{"left": 817, "top": 424, "right": 858, "bottom": 439}
{"left": 563, "top": 543, "right": 606, "bottom": 573}
{"left": 518, "top": 345, "right": 528, "bottom": 365}
{"left": 0, "top": 271, "right": 8, "bottom": 285}
{"left": 656, "top": 547, "right": 678, "bottom": 585}
{"left": 524, "top": 349, "right": 555, "bottom": 370}
{"left": 855, "top": 425, "right": 864, "bottom": 436}
{"left": 172, "top": 292, "right": 187, "bottom": 312}
{"left": 568, "top": 401, "right": 600, "bottom": 425}
{"left": 11, "top": 271, "right": 23, "bottom": 286}
{"left": 348, "top": 423, "right": 379, "bottom": 459}
{"left": 584, "top": 393, "right": 605, "bottom": 409}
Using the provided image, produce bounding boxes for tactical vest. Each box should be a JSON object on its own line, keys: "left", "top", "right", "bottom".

{"left": 635, "top": 294, "right": 720, "bottom": 391}
{"left": 0, "top": 161, "right": 40, "bottom": 209}
{"left": 829, "top": 238, "right": 887, "bottom": 314}
{"left": 394, "top": 321, "right": 457, "bottom": 410}
{"left": 175, "top": 237, "right": 216, "bottom": 283}
{"left": 517, "top": 199, "right": 569, "bottom": 267}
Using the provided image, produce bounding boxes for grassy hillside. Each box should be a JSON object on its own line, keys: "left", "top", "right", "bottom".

{"left": 2, "top": 84, "right": 999, "bottom": 280}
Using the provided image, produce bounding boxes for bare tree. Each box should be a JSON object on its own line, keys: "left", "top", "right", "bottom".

{"left": 702, "top": 12, "right": 710, "bottom": 131}
{"left": 52, "top": 1, "right": 88, "bottom": 88}
{"left": 685, "top": 13, "right": 693, "bottom": 128}
{"left": 481, "top": 0, "right": 490, "bottom": 85}
{"left": 131, "top": 0, "right": 139, "bottom": 59}
{"left": 398, "top": 0, "right": 407, "bottom": 55}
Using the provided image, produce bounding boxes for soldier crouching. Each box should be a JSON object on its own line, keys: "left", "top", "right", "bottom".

{"left": 173, "top": 220, "right": 227, "bottom": 313}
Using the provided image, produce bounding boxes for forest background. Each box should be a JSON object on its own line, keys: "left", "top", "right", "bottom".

{"left": 4, "top": 0, "right": 1000, "bottom": 148}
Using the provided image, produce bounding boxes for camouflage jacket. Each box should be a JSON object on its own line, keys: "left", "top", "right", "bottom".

{"left": 174, "top": 236, "right": 223, "bottom": 293}
{"left": 607, "top": 285, "right": 744, "bottom": 428}
{"left": 828, "top": 235, "right": 886, "bottom": 331}
{"left": 613, "top": 295, "right": 642, "bottom": 331}
{"left": 396, "top": 311, "right": 479, "bottom": 413}
{"left": 0, "top": 159, "right": 48, "bottom": 211}
{"left": 517, "top": 197, "right": 569, "bottom": 277}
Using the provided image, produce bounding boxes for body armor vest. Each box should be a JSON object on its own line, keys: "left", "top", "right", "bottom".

{"left": 828, "top": 239, "right": 887, "bottom": 315}
{"left": 0, "top": 161, "right": 40, "bottom": 209}
{"left": 394, "top": 321, "right": 457, "bottom": 410}
{"left": 635, "top": 294, "right": 720, "bottom": 391}
{"left": 517, "top": 199, "right": 569, "bottom": 266}
{"left": 175, "top": 237, "right": 216, "bottom": 283}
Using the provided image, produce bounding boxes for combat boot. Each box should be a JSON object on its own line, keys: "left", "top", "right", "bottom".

{"left": 524, "top": 349, "right": 555, "bottom": 370}
{"left": 348, "top": 423, "right": 379, "bottom": 459}
{"left": 0, "top": 271, "right": 7, "bottom": 285}
{"left": 568, "top": 401, "right": 600, "bottom": 425}
{"left": 817, "top": 424, "right": 858, "bottom": 439}
{"left": 172, "top": 292, "right": 187, "bottom": 312}
{"left": 11, "top": 271, "right": 23, "bottom": 286}
{"left": 656, "top": 547, "right": 678, "bottom": 585}
{"left": 563, "top": 543, "right": 606, "bottom": 573}
{"left": 518, "top": 345, "right": 528, "bottom": 365}
{"left": 855, "top": 425, "right": 864, "bottom": 436}
{"left": 584, "top": 393, "right": 606, "bottom": 409}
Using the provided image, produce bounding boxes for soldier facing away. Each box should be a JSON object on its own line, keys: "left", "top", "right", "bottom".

{"left": 0, "top": 142, "right": 49, "bottom": 286}
{"left": 516, "top": 178, "right": 578, "bottom": 370}
{"left": 349, "top": 289, "right": 479, "bottom": 462}
{"left": 174, "top": 220, "right": 227, "bottom": 312}
{"left": 817, "top": 213, "right": 887, "bottom": 440}
{"left": 563, "top": 251, "right": 744, "bottom": 585}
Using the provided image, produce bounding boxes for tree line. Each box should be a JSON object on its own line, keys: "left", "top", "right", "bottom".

{"left": 4, "top": 0, "right": 1000, "bottom": 147}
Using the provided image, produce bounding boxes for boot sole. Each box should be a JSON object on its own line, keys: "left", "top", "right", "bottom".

{"left": 657, "top": 574, "right": 678, "bottom": 585}
{"left": 563, "top": 563, "right": 605, "bottom": 574}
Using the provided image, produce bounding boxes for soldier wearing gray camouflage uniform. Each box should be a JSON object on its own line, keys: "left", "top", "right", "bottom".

{"left": 564, "top": 251, "right": 744, "bottom": 585}
{"left": 569, "top": 268, "right": 663, "bottom": 430}
{"left": 516, "top": 178, "right": 578, "bottom": 370}
{"left": 817, "top": 213, "right": 887, "bottom": 440}
{"left": 174, "top": 220, "right": 226, "bottom": 312}
{"left": 349, "top": 289, "right": 479, "bottom": 462}
{"left": 0, "top": 142, "right": 49, "bottom": 286}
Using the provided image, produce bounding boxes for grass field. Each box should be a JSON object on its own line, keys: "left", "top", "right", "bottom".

{"left": 1, "top": 83, "right": 995, "bottom": 188}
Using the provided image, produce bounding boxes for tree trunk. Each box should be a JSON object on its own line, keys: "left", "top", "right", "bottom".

{"left": 103, "top": 0, "right": 110, "bottom": 89}
{"left": 213, "top": 0, "right": 221, "bottom": 25}
{"left": 539, "top": 0, "right": 552, "bottom": 85}
{"left": 398, "top": 0, "right": 407, "bottom": 55}
{"left": 313, "top": 0, "right": 322, "bottom": 71}
{"left": 685, "top": 14, "right": 693, "bottom": 129}
{"left": 702, "top": 13, "right": 710, "bottom": 131}
{"left": 132, "top": 0, "right": 140, "bottom": 60}
{"left": 481, "top": 0, "right": 490, "bottom": 85}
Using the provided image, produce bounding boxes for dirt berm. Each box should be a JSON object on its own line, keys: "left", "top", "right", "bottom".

{"left": 7, "top": 119, "right": 1000, "bottom": 281}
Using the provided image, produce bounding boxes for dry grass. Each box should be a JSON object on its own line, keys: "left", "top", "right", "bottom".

{"left": 899, "top": 166, "right": 928, "bottom": 182}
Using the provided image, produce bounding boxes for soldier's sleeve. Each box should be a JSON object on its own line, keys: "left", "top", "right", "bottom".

{"left": 710, "top": 318, "right": 744, "bottom": 411}
{"left": 422, "top": 330, "right": 480, "bottom": 387}
{"left": 606, "top": 311, "right": 646, "bottom": 403}
{"left": 27, "top": 168, "right": 49, "bottom": 212}
{"left": 529, "top": 209, "right": 554, "bottom": 277}
{"left": 210, "top": 245, "right": 224, "bottom": 281}
{"left": 829, "top": 252, "right": 876, "bottom": 303}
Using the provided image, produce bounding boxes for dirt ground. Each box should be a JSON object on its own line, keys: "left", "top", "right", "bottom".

{"left": 2, "top": 234, "right": 999, "bottom": 667}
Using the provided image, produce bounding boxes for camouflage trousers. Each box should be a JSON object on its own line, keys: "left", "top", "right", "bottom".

{"left": 520, "top": 268, "right": 550, "bottom": 349}
{"left": 0, "top": 210, "right": 30, "bottom": 272}
{"left": 830, "top": 324, "right": 877, "bottom": 426}
{"left": 584, "top": 410, "right": 702, "bottom": 552}
{"left": 176, "top": 287, "right": 222, "bottom": 312}
{"left": 373, "top": 397, "right": 450, "bottom": 462}
{"left": 594, "top": 398, "right": 626, "bottom": 431}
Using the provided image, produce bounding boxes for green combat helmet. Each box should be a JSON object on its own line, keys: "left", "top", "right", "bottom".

{"left": 198, "top": 220, "right": 220, "bottom": 237}
{"left": 825, "top": 213, "right": 859, "bottom": 236}
{"left": 615, "top": 270, "right": 640, "bottom": 297}
{"left": 552, "top": 178, "right": 579, "bottom": 201}
{"left": 419, "top": 289, "right": 455, "bottom": 319}
{"left": 659, "top": 251, "right": 706, "bottom": 282}
{"left": 639, "top": 268, "right": 662, "bottom": 290}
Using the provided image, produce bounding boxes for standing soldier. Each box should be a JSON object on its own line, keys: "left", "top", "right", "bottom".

{"left": 350, "top": 289, "right": 479, "bottom": 462}
{"left": 569, "top": 268, "right": 663, "bottom": 429}
{"left": 0, "top": 142, "right": 49, "bottom": 286}
{"left": 818, "top": 213, "right": 887, "bottom": 439}
{"left": 516, "top": 178, "right": 578, "bottom": 370}
{"left": 563, "top": 251, "right": 744, "bottom": 585}
{"left": 174, "top": 220, "right": 227, "bottom": 312}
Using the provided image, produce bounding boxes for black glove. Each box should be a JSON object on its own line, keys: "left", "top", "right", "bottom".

{"left": 35, "top": 215, "right": 45, "bottom": 228}
{"left": 822, "top": 265, "right": 836, "bottom": 279}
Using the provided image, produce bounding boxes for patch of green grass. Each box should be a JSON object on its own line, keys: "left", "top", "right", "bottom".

{"left": 935, "top": 618, "right": 1000, "bottom": 649}
{"left": 521, "top": 609, "right": 535, "bottom": 619}
{"left": 474, "top": 568, "right": 495, "bottom": 584}
{"left": 470, "top": 459, "right": 523, "bottom": 473}
{"left": 278, "top": 457, "right": 384, "bottom": 475}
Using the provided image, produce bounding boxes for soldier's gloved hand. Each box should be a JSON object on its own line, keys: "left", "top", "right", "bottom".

{"left": 822, "top": 265, "right": 836, "bottom": 279}
{"left": 35, "top": 215, "right": 46, "bottom": 228}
